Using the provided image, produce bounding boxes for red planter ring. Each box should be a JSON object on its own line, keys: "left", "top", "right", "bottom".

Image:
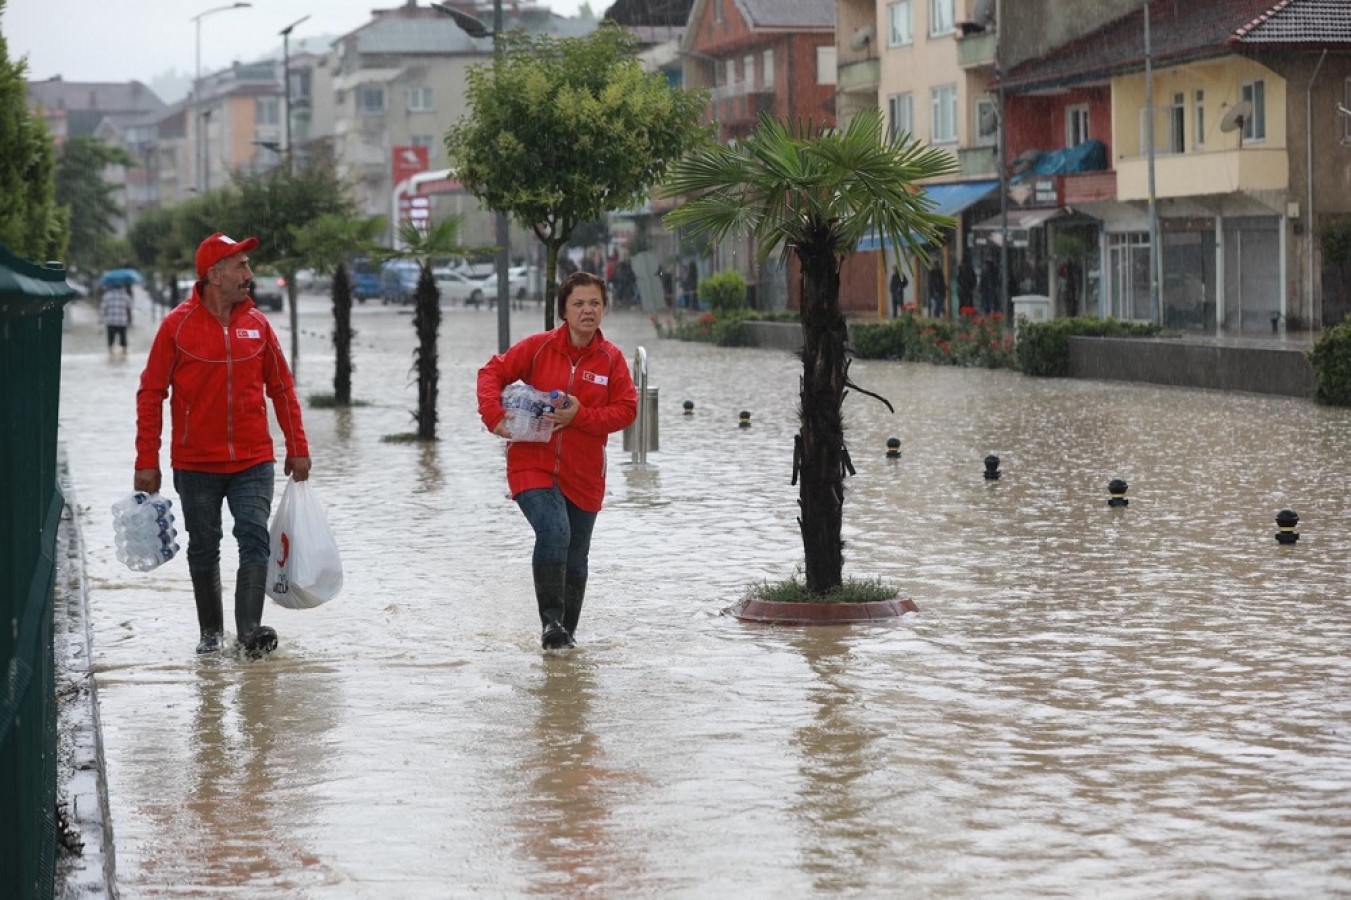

{"left": 729, "top": 596, "right": 918, "bottom": 625}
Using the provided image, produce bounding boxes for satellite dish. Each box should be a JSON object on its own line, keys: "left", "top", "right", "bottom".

{"left": 978, "top": 104, "right": 999, "bottom": 137}
{"left": 1220, "top": 100, "right": 1253, "bottom": 133}
{"left": 850, "top": 24, "right": 876, "bottom": 51}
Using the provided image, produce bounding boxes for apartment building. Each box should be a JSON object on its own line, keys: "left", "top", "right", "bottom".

{"left": 681, "top": 0, "right": 836, "bottom": 310}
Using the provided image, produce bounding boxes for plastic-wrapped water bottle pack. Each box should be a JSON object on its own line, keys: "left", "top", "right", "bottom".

{"left": 500, "top": 383, "right": 568, "bottom": 442}
{"left": 111, "top": 491, "right": 180, "bottom": 572}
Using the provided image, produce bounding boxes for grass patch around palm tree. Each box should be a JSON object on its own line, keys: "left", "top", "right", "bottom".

{"left": 748, "top": 575, "right": 899, "bottom": 604}
{"left": 308, "top": 393, "right": 370, "bottom": 408}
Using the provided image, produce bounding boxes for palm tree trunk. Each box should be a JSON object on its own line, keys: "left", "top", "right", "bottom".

{"left": 413, "top": 264, "right": 441, "bottom": 441}
{"left": 797, "top": 245, "right": 847, "bottom": 595}
{"left": 332, "top": 263, "right": 353, "bottom": 406}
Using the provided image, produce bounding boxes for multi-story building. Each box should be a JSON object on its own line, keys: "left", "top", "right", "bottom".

{"left": 998, "top": 0, "right": 1351, "bottom": 333}
{"left": 326, "top": 1, "right": 594, "bottom": 247}
{"left": 680, "top": 0, "right": 837, "bottom": 310}
{"left": 190, "top": 60, "right": 286, "bottom": 195}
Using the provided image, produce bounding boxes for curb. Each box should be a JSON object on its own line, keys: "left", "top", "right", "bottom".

{"left": 53, "top": 463, "right": 118, "bottom": 898}
{"left": 728, "top": 596, "right": 919, "bottom": 625}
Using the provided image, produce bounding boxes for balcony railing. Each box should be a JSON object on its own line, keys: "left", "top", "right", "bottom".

{"left": 838, "top": 58, "right": 880, "bottom": 93}
{"left": 714, "top": 91, "right": 775, "bottom": 126}
{"left": 957, "top": 30, "right": 996, "bottom": 68}
{"left": 957, "top": 145, "right": 997, "bottom": 178}
{"left": 1116, "top": 147, "right": 1287, "bottom": 201}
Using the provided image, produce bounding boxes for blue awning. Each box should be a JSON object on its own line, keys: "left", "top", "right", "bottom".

{"left": 856, "top": 180, "right": 1000, "bottom": 252}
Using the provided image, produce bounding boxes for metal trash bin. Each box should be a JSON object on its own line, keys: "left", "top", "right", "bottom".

{"left": 622, "top": 386, "right": 659, "bottom": 453}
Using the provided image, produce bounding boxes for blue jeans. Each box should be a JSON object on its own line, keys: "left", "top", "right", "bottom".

{"left": 515, "top": 486, "right": 597, "bottom": 583}
{"left": 173, "top": 463, "right": 275, "bottom": 575}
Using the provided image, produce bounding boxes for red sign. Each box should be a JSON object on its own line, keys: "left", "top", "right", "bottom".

{"left": 391, "top": 145, "right": 429, "bottom": 187}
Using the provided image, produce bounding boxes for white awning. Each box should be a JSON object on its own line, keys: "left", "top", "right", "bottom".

{"left": 972, "top": 207, "right": 1066, "bottom": 232}
{"left": 333, "top": 68, "right": 405, "bottom": 92}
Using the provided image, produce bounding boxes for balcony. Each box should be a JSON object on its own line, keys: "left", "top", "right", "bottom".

{"left": 957, "top": 30, "right": 996, "bottom": 69}
{"left": 1116, "top": 147, "right": 1288, "bottom": 201}
{"left": 1062, "top": 170, "right": 1117, "bottom": 204}
{"left": 838, "top": 58, "right": 880, "bottom": 94}
{"left": 714, "top": 90, "right": 775, "bottom": 126}
{"left": 958, "top": 145, "right": 997, "bottom": 178}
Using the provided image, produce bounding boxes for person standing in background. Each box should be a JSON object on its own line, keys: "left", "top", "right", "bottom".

{"left": 889, "top": 264, "right": 909, "bottom": 317}
{"left": 927, "top": 259, "right": 947, "bottom": 318}
{"left": 100, "top": 284, "right": 133, "bottom": 354}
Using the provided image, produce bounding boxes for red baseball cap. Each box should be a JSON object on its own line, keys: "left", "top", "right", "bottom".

{"left": 195, "top": 232, "right": 260, "bottom": 278}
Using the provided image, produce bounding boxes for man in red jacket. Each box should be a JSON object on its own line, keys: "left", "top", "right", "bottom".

{"left": 477, "top": 271, "right": 636, "bottom": 649}
{"left": 134, "top": 232, "right": 311, "bottom": 658}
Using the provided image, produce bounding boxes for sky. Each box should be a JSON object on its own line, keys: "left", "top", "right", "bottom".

{"left": 4, "top": 0, "right": 592, "bottom": 95}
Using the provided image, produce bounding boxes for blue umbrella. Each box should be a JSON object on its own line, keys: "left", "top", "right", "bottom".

{"left": 98, "top": 268, "right": 144, "bottom": 289}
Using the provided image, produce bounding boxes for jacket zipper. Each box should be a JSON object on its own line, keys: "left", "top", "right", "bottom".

{"left": 223, "top": 323, "right": 236, "bottom": 461}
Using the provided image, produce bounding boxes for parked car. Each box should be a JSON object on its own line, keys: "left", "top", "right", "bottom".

{"left": 250, "top": 273, "right": 285, "bottom": 311}
{"left": 432, "top": 267, "right": 488, "bottom": 307}
{"left": 380, "top": 259, "right": 421, "bottom": 305}
{"left": 351, "top": 257, "right": 380, "bottom": 302}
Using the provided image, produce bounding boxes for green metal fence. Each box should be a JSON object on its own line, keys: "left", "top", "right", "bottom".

{"left": 0, "top": 243, "right": 76, "bottom": 900}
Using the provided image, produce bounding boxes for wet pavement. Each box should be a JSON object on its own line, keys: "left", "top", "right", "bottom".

{"left": 57, "top": 291, "right": 1351, "bottom": 897}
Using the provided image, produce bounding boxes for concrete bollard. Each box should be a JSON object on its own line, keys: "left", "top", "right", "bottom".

{"left": 1275, "top": 508, "right": 1299, "bottom": 544}
{"left": 739, "top": 410, "right": 752, "bottom": 429}
{"left": 683, "top": 400, "right": 694, "bottom": 416}
{"left": 1108, "top": 478, "right": 1129, "bottom": 507}
{"left": 886, "top": 437, "right": 901, "bottom": 460}
{"left": 983, "top": 454, "right": 1001, "bottom": 480}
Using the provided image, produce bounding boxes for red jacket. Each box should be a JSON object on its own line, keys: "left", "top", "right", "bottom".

{"left": 477, "top": 326, "right": 637, "bottom": 512}
{"left": 135, "top": 290, "right": 308, "bottom": 473}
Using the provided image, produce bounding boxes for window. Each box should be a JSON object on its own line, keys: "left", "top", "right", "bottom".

{"left": 407, "top": 86, "right": 433, "bottom": 112}
{"left": 889, "top": 92, "right": 914, "bottom": 141}
{"left": 743, "top": 55, "right": 756, "bottom": 91}
{"left": 930, "top": 0, "right": 954, "bottom": 36}
{"left": 975, "top": 97, "right": 997, "bottom": 146}
{"left": 357, "top": 85, "right": 385, "bottom": 115}
{"left": 932, "top": 84, "right": 957, "bottom": 142}
{"left": 817, "top": 46, "right": 837, "bottom": 86}
{"left": 1066, "top": 103, "right": 1089, "bottom": 147}
{"left": 1240, "top": 79, "right": 1265, "bottom": 142}
{"left": 762, "top": 49, "right": 775, "bottom": 89}
{"left": 888, "top": 1, "right": 913, "bottom": 46}
{"left": 1168, "top": 92, "right": 1185, "bottom": 153}
{"left": 726, "top": 58, "right": 737, "bottom": 91}
{"left": 713, "top": 0, "right": 723, "bottom": 23}
{"left": 1195, "top": 89, "right": 1205, "bottom": 148}
{"left": 255, "top": 96, "right": 279, "bottom": 126}
{"left": 411, "top": 134, "right": 435, "bottom": 150}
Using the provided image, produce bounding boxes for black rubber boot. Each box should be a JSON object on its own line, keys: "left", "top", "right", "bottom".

{"left": 563, "top": 575, "right": 587, "bottom": 641}
{"left": 234, "top": 564, "right": 277, "bottom": 659}
{"left": 191, "top": 568, "right": 224, "bottom": 654}
{"left": 534, "top": 563, "right": 573, "bottom": 649}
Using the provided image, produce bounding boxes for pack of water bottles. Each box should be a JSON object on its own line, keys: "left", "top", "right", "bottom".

{"left": 500, "top": 382, "right": 568, "bottom": 442}
{"left": 111, "top": 491, "right": 180, "bottom": 572}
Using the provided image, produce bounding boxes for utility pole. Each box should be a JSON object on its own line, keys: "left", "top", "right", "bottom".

{"left": 191, "top": 3, "right": 252, "bottom": 194}
{"left": 1144, "top": 1, "right": 1161, "bottom": 325}
{"left": 433, "top": 1, "right": 511, "bottom": 352}
{"left": 279, "top": 15, "right": 310, "bottom": 176}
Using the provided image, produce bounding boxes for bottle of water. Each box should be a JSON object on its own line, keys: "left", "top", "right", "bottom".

{"left": 112, "top": 491, "right": 179, "bottom": 571}
{"left": 500, "top": 383, "right": 567, "bottom": 442}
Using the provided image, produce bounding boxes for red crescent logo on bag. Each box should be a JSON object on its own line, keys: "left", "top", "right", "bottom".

{"left": 278, "top": 533, "right": 290, "bottom": 566}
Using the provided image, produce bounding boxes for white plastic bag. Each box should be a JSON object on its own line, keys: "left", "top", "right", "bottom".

{"left": 266, "top": 478, "right": 343, "bottom": 609}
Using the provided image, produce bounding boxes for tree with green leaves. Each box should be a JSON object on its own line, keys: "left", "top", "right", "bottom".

{"left": 53, "top": 136, "right": 136, "bottom": 275}
{"left": 0, "top": 0, "right": 67, "bottom": 263}
{"left": 445, "top": 21, "right": 709, "bottom": 330}
{"left": 662, "top": 109, "right": 958, "bottom": 596}
{"left": 291, "top": 213, "right": 385, "bottom": 407}
{"left": 225, "top": 157, "right": 357, "bottom": 375}
{"left": 388, "top": 218, "right": 483, "bottom": 441}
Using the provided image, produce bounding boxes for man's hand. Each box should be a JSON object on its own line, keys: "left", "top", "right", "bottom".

{"left": 286, "top": 456, "right": 311, "bottom": 482}
{"left": 133, "top": 469, "right": 161, "bottom": 494}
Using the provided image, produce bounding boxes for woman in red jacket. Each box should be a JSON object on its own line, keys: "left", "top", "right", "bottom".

{"left": 477, "top": 272, "right": 637, "bottom": 649}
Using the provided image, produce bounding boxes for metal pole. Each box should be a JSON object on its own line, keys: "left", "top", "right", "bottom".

{"left": 279, "top": 15, "right": 309, "bottom": 176}
{"left": 997, "top": 72, "right": 1010, "bottom": 318}
{"left": 1307, "top": 50, "right": 1327, "bottom": 336}
{"left": 493, "top": 0, "right": 510, "bottom": 352}
{"left": 1144, "top": 1, "right": 1161, "bottom": 325}
{"left": 190, "top": 4, "right": 252, "bottom": 195}
{"left": 631, "top": 346, "right": 648, "bottom": 465}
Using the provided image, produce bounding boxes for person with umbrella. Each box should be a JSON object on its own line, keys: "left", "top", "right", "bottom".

{"left": 99, "top": 279, "right": 134, "bottom": 354}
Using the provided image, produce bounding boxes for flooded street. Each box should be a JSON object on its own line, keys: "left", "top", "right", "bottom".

{"left": 58, "top": 292, "right": 1351, "bottom": 897}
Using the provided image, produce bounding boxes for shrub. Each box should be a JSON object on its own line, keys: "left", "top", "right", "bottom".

{"left": 1309, "top": 319, "right": 1351, "bottom": 406}
{"left": 1016, "top": 316, "right": 1162, "bottom": 377}
{"left": 852, "top": 311, "right": 1016, "bottom": 369}
{"left": 699, "top": 269, "right": 747, "bottom": 314}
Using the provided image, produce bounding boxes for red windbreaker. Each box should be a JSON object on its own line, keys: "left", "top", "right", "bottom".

{"left": 477, "top": 326, "right": 637, "bottom": 512}
{"left": 135, "top": 290, "right": 308, "bottom": 474}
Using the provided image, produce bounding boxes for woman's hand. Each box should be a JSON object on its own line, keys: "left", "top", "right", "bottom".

{"left": 492, "top": 417, "right": 512, "bottom": 438}
{"left": 546, "top": 395, "right": 579, "bottom": 428}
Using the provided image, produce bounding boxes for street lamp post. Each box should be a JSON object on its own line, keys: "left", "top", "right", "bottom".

{"left": 192, "top": 2, "right": 252, "bottom": 195}
{"left": 279, "top": 15, "right": 310, "bottom": 176}
{"left": 432, "top": 1, "right": 511, "bottom": 353}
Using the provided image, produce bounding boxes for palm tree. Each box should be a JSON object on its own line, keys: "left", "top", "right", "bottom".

{"left": 291, "top": 213, "right": 385, "bottom": 406}
{"left": 662, "top": 109, "right": 958, "bottom": 595}
{"left": 390, "top": 218, "right": 483, "bottom": 441}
